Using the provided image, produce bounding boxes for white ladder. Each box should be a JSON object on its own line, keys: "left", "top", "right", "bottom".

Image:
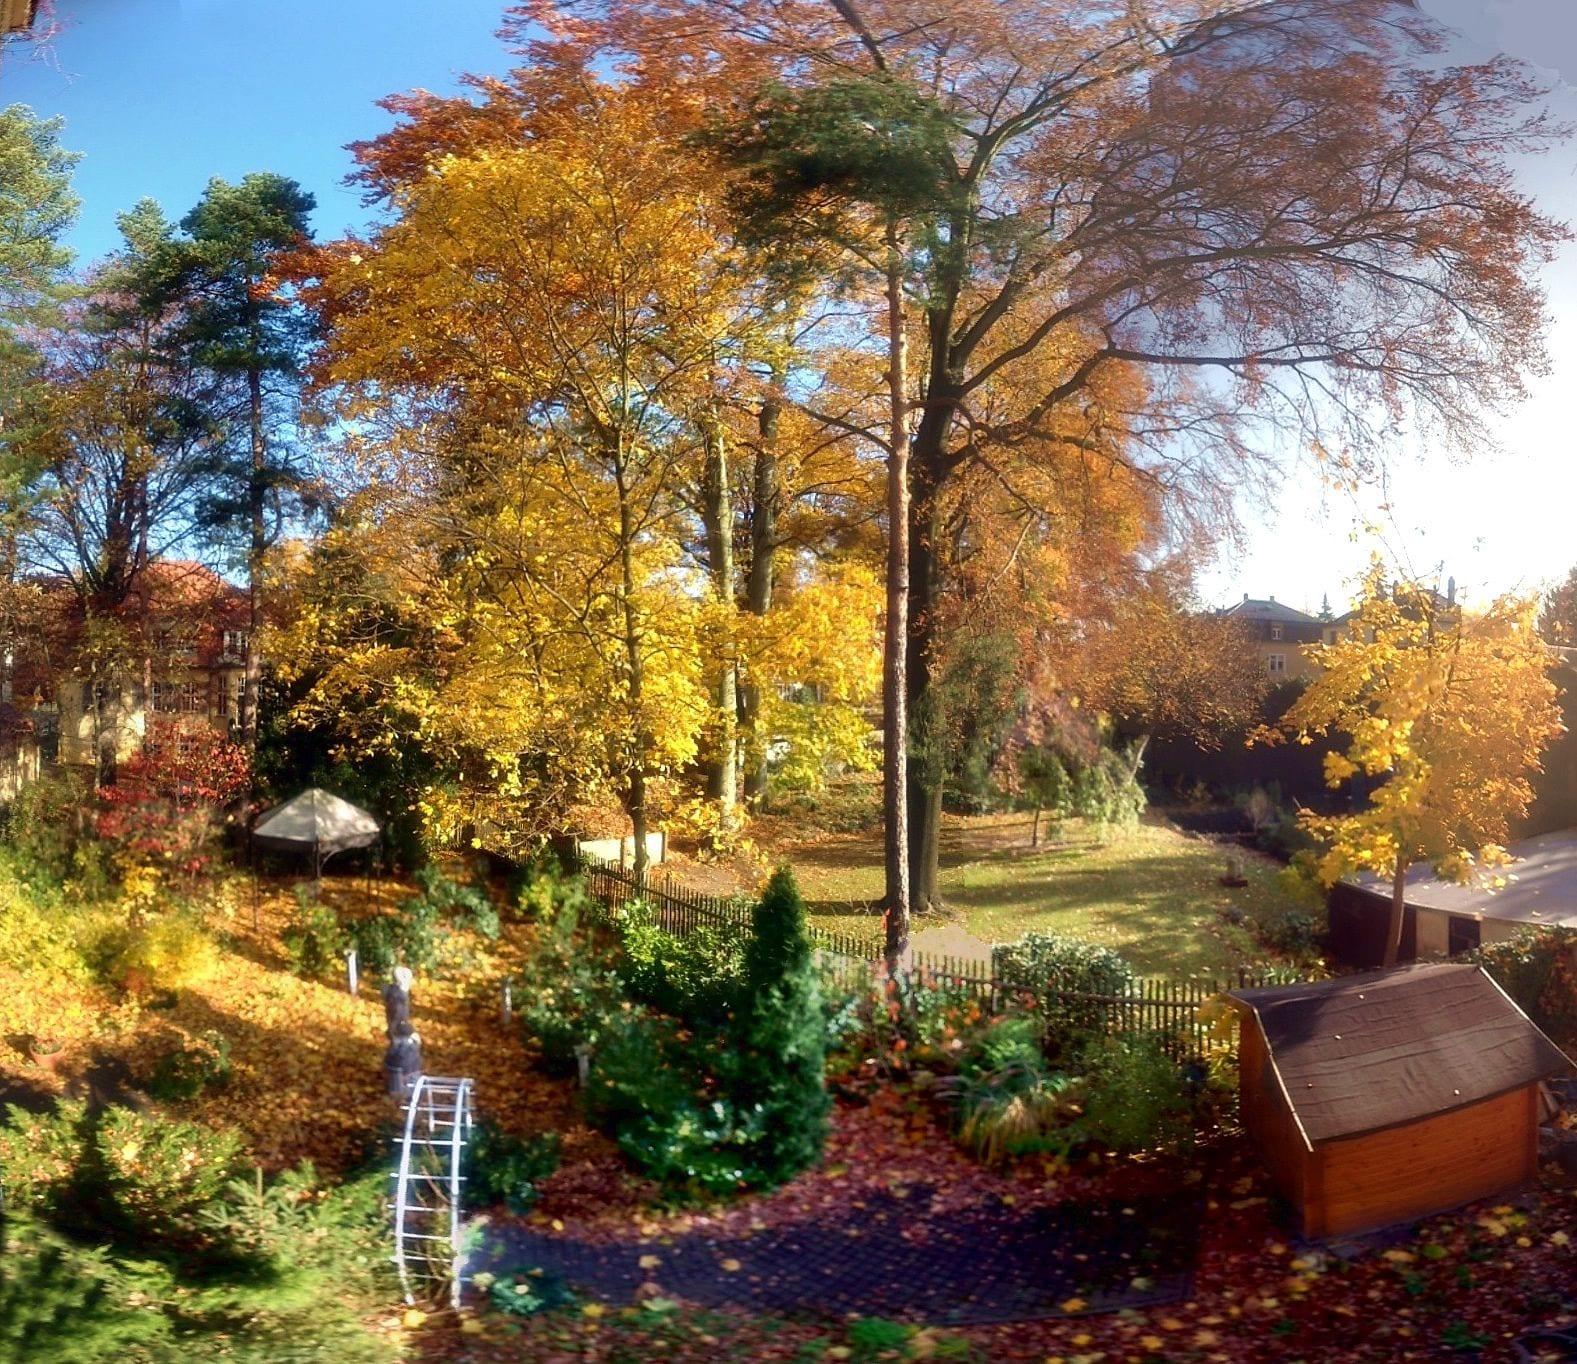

{"left": 391, "top": 1074, "right": 475, "bottom": 1309}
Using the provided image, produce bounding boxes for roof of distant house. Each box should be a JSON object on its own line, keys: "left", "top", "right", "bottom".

{"left": 1220, "top": 596, "right": 1323, "bottom": 625}
{"left": 1343, "top": 827, "right": 1577, "bottom": 930}
{"left": 1230, "top": 963, "right": 1571, "bottom": 1146}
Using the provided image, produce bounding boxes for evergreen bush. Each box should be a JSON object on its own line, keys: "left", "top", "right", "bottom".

{"left": 0, "top": 1104, "right": 395, "bottom": 1363}
{"left": 991, "top": 932, "right": 1138, "bottom": 1057}
{"left": 618, "top": 908, "right": 747, "bottom": 1022}
{"left": 514, "top": 893, "right": 627, "bottom": 1072}
{"left": 0, "top": 1101, "right": 89, "bottom": 1217}
{"left": 144, "top": 1029, "right": 233, "bottom": 1102}
{"left": 578, "top": 869, "right": 829, "bottom": 1196}
{"left": 730, "top": 867, "right": 830, "bottom": 1184}
{"left": 95, "top": 1107, "right": 245, "bottom": 1245}
{"left": 465, "top": 1122, "right": 561, "bottom": 1213}
{"left": 1075, "top": 1033, "right": 1192, "bottom": 1153}
{"left": 281, "top": 885, "right": 345, "bottom": 978}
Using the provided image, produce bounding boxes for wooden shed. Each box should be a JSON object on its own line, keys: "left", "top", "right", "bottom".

{"left": 1230, "top": 964, "right": 1571, "bottom": 1239}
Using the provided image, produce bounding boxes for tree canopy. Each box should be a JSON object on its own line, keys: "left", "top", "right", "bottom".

{"left": 1282, "top": 561, "right": 1563, "bottom": 966}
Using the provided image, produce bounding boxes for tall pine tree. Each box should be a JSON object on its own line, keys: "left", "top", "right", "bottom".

{"left": 156, "top": 174, "right": 316, "bottom": 754}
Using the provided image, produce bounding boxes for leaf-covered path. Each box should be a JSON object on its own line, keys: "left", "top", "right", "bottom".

{"left": 470, "top": 1187, "right": 1200, "bottom": 1325}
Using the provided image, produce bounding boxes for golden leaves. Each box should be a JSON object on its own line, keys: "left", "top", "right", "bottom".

{"left": 1282, "top": 557, "right": 1561, "bottom": 892}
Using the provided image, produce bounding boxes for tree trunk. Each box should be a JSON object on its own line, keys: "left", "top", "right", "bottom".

{"left": 700, "top": 409, "right": 737, "bottom": 816}
{"left": 1384, "top": 858, "right": 1409, "bottom": 968}
{"left": 242, "top": 365, "right": 265, "bottom": 757}
{"left": 741, "top": 389, "right": 781, "bottom": 804}
{"left": 882, "top": 225, "right": 911, "bottom": 974}
{"left": 905, "top": 414, "right": 946, "bottom": 915}
{"left": 616, "top": 447, "right": 650, "bottom": 885}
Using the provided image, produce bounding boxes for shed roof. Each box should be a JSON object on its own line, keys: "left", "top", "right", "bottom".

{"left": 1231, "top": 964, "right": 1570, "bottom": 1147}
{"left": 252, "top": 788, "right": 381, "bottom": 856}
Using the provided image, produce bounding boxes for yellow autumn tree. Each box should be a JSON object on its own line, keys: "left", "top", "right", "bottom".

{"left": 299, "top": 82, "right": 749, "bottom": 873}
{"left": 298, "top": 73, "right": 888, "bottom": 867}
{"left": 1283, "top": 560, "right": 1563, "bottom": 966}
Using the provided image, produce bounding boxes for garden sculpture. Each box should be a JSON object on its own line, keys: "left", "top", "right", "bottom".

{"left": 384, "top": 1019, "right": 423, "bottom": 1096}
{"left": 383, "top": 965, "right": 414, "bottom": 1040}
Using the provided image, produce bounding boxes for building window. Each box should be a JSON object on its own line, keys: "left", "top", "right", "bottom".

{"left": 152, "top": 679, "right": 206, "bottom": 715}
{"left": 223, "top": 630, "right": 249, "bottom": 659}
{"left": 1267, "top": 653, "right": 1286, "bottom": 676}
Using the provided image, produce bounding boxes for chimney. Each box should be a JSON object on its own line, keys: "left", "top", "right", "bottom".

{"left": 1269, "top": 594, "right": 1276, "bottom": 603}
{"left": 1447, "top": 576, "right": 1456, "bottom": 606}
{"left": 1243, "top": 592, "right": 1249, "bottom": 602}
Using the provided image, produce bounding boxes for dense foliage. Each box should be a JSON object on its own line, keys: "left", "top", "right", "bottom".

{"left": 991, "top": 932, "right": 1139, "bottom": 1057}
{"left": 465, "top": 1120, "right": 561, "bottom": 1214}
{"left": 1475, "top": 926, "right": 1577, "bottom": 1042}
{"left": 0, "top": 1103, "right": 394, "bottom": 1362}
{"left": 518, "top": 867, "right": 829, "bottom": 1196}
{"left": 616, "top": 904, "right": 748, "bottom": 1023}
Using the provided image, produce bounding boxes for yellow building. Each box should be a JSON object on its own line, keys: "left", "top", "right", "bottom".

{"left": 1220, "top": 595, "right": 1325, "bottom": 682}
{"left": 2, "top": 561, "right": 252, "bottom": 771}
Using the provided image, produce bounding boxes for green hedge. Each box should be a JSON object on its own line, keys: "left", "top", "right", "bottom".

{"left": 991, "top": 932, "right": 1138, "bottom": 1057}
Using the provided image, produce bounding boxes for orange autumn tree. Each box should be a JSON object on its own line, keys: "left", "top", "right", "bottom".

{"left": 1281, "top": 562, "right": 1563, "bottom": 967}
{"left": 514, "top": 0, "right": 1568, "bottom": 932}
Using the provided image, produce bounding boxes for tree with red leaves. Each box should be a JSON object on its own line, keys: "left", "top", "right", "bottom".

{"left": 97, "top": 716, "right": 250, "bottom": 881}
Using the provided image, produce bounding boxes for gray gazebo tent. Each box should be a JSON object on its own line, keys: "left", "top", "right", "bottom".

{"left": 251, "top": 787, "right": 382, "bottom": 884}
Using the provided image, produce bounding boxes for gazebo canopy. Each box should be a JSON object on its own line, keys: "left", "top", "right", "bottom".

{"left": 252, "top": 788, "right": 381, "bottom": 857}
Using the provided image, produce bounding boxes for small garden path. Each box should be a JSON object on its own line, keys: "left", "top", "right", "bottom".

{"left": 470, "top": 1186, "right": 1202, "bottom": 1325}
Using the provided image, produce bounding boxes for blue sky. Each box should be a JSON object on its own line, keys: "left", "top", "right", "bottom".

{"left": 0, "top": 0, "right": 516, "bottom": 258}
{"left": 4, "top": 0, "right": 1575, "bottom": 616}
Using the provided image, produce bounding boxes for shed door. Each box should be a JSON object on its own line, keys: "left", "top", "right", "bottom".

{"left": 1447, "top": 915, "right": 1481, "bottom": 957}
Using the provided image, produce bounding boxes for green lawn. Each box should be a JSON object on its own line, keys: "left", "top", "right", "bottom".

{"left": 760, "top": 812, "right": 1315, "bottom": 978}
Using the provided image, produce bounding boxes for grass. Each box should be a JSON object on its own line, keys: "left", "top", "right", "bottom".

{"left": 683, "top": 809, "right": 1317, "bottom": 978}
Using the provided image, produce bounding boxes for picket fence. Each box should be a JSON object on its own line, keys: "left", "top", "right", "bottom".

{"left": 579, "top": 856, "right": 1305, "bottom": 1060}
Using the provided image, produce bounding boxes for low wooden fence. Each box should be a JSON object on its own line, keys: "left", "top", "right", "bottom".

{"left": 579, "top": 856, "right": 1305, "bottom": 1059}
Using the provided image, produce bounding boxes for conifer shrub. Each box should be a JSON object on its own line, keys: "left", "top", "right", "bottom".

{"left": 0, "top": 1101, "right": 89, "bottom": 1217}
{"left": 580, "top": 868, "right": 830, "bottom": 1196}
{"left": 729, "top": 866, "right": 830, "bottom": 1184}
{"left": 0, "top": 1216, "right": 175, "bottom": 1364}
{"left": 95, "top": 1107, "right": 245, "bottom": 1245}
